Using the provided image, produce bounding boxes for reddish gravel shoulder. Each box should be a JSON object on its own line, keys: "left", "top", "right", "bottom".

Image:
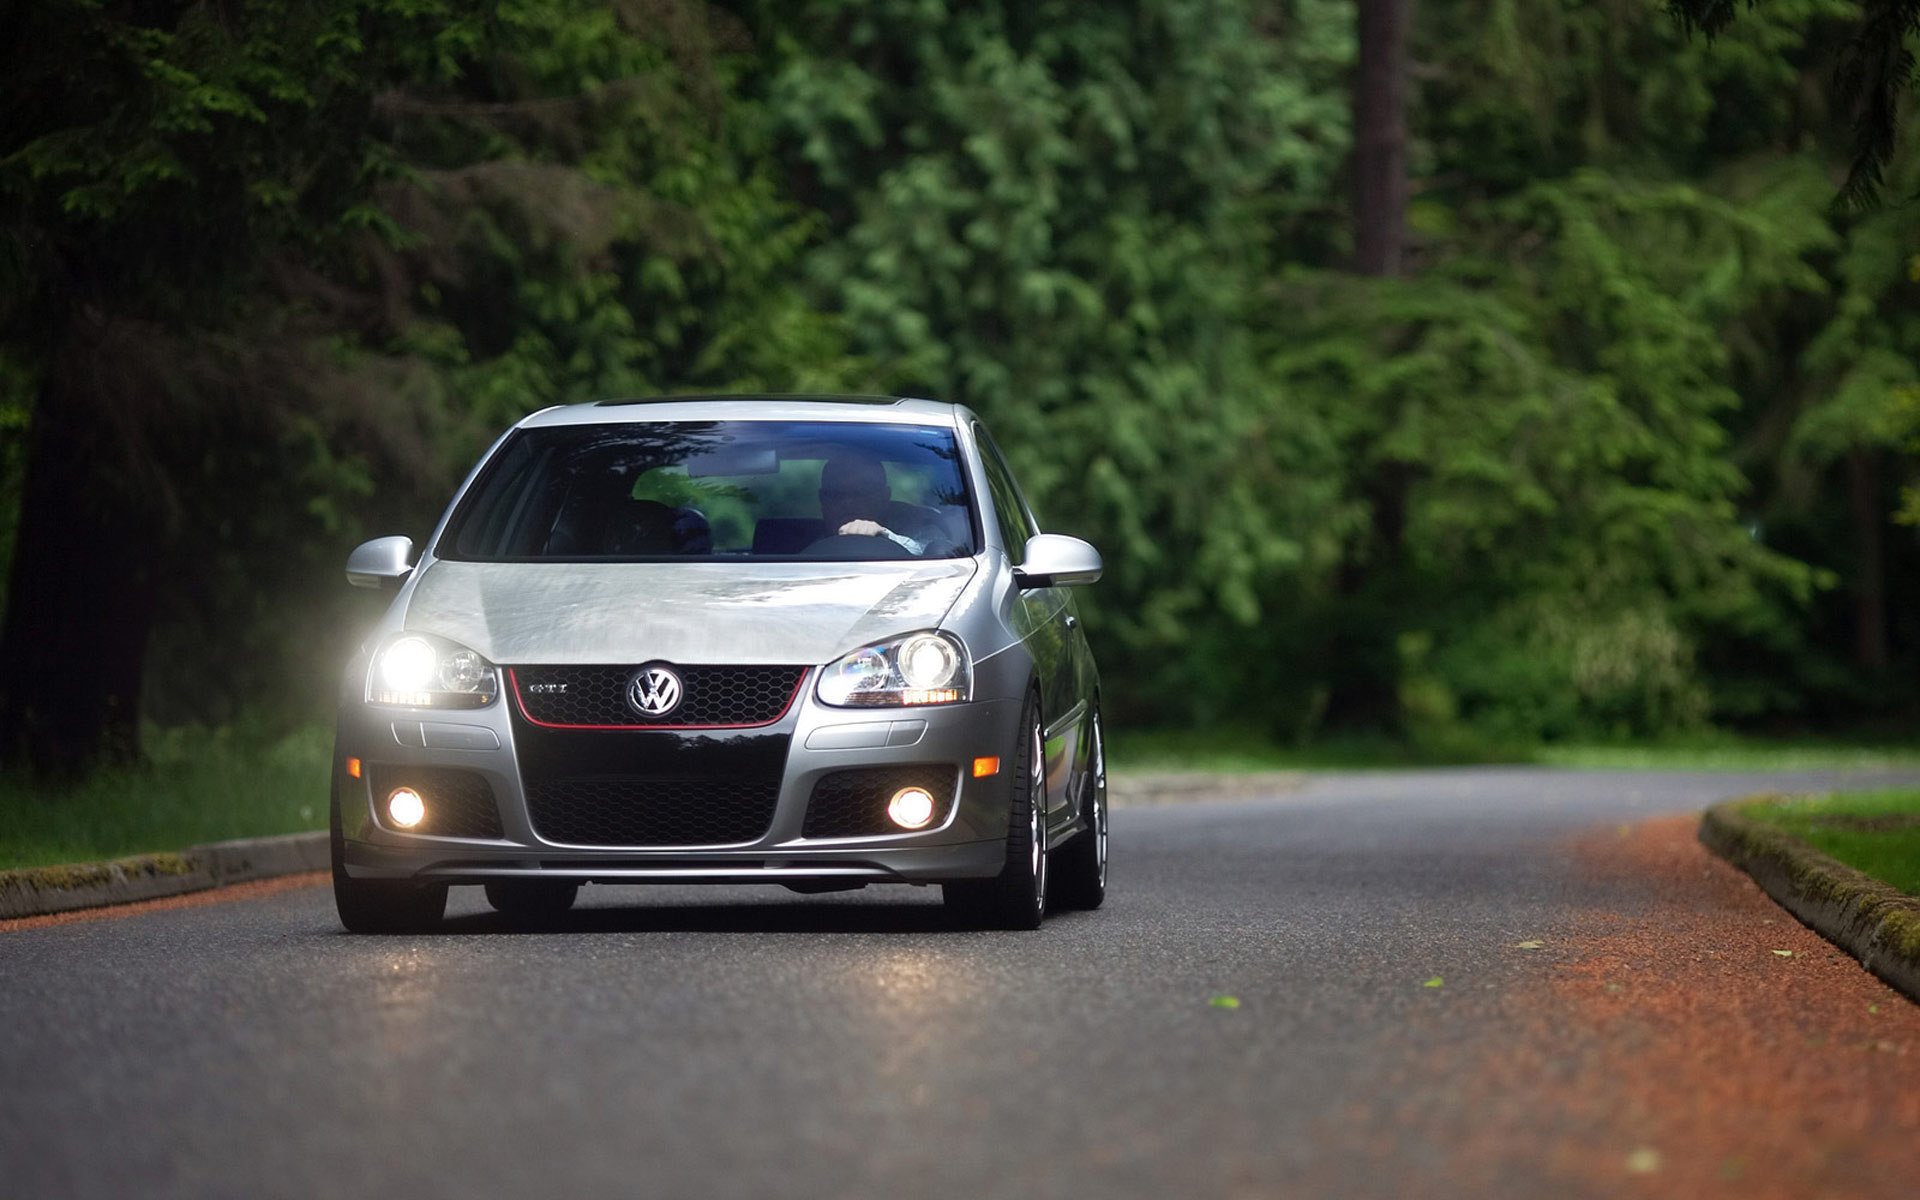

{"left": 0, "top": 870, "right": 326, "bottom": 933}
{"left": 1439, "top": 816, "right": 1920, "bottom": 1198}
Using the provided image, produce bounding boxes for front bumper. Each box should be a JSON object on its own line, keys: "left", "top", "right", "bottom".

{"left": 336, "top": 675, "right": 1020, "bottom": 886}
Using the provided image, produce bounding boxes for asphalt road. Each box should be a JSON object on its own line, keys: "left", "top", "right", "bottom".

{"left": 4, "top": 767, "right": 1917, "bottom": 1199}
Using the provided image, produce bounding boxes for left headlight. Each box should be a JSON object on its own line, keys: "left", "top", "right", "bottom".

{"left": 365, "top": 632, "right": 498, "bottom": 709}
{"left": 817, "top": 630, "right": 971, "bottom": 707}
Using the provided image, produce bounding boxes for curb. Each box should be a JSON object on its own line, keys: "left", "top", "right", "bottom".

{"left": 1699, "top": 796, "right": 1920, "bottom": 1004}
{"left": 0, "top": 832, "right": 328, "bottom": 920}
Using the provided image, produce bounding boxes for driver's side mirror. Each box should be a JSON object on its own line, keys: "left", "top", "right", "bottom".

{"left": 1014, "top": 534, "right": 1103, "bottom": 588}
{"left": 345, "top": 536, "right": 415, "bottom": 590}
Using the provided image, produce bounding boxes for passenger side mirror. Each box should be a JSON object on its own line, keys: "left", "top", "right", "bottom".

{"left": 1014, "top": 534, "right": 1103, "bottom": 588}
{"left": 345, "top": 536, "right": 415, "bottom": 590}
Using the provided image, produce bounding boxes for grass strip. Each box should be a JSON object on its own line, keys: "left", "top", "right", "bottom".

{"left": 1740, "top": 788, "right": 1920, "bottom": 895}
{"left": 1111, "top": 726, "right": 1920, "bottom": 774}
{"left": 0, "top": 724, "right": 330, "bottom": 870}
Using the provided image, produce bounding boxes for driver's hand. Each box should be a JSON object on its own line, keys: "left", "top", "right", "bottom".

{"left": 838, "top": 519, "right": 887, "bottom": 538}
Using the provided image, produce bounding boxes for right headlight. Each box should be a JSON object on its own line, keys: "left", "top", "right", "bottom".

{"left": 365, "top": 632, "right": 498, "bottom": 709}
{"left": 816, "top": 630, "right": 971, "bottom": 707}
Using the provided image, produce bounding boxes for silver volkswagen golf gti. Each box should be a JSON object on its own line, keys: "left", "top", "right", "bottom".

{"left": 332, "top": 396, "right": 1107, "bottom": 931}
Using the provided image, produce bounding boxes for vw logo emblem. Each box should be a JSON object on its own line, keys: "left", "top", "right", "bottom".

{"left": 627, "top": 665, "right": 684, "bottom": 718}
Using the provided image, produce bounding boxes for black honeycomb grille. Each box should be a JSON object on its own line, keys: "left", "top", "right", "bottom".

{"left": 510, "top": 665, "right": 806, "bottom": 728}
{"left": 525, "top": 777, "right": 780, "bottom": 846}
{"left": 802, "top": 766, "right": 959, "bottom": 839}
{"left": 368, "top": 766, "right": 503, "bottom": 839}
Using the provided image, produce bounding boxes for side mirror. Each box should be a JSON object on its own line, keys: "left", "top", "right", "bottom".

{"left": 346, "top": 536, "right": 415, "bottom": 590}
{"left": 1014, "top": 534, "right": 1103, "bottom": 588}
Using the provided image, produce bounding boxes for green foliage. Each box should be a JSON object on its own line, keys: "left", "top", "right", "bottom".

{"left": 0, "top": 723, "right": 331, "bottom": 869}
{"left": 5, "top": 0, "right": 1920, "bottom": 761}
{"left": 746, "top": 0, "right": 1355, "bottom": 723}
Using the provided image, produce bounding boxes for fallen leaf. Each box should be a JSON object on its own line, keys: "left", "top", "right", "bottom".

{"left": 1625, "top": 1147, "right": 1663, "bottom": 1174}
{"left": 1771, "top": 949, "right": 1794, "bottom": 958}
{"left": 1514, "top": 940, "right": 1544, "bottom": 950}
{"left": 1422, "top": 976, "right": 1444, "bottom": 989}
{"left": 1208, "top": 995, "right": 1240, "bottom": 1009}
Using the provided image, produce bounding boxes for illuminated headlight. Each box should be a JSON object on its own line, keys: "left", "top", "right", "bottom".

{"left": 367, "top": 633, "right": 498, "bottom": 709}
{"left": 816, "top": 631, "right": 970, "bottom": 707}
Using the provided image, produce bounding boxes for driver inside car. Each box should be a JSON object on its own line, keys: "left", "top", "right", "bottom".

{"left": 818, "top": 452, "right": 939, "bottom": 554}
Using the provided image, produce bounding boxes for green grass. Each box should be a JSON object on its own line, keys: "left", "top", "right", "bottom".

{"left": 1529, "top": 736, "right": 1920, "bottom": 771}
{"left": 0, "top": 724, "right": 331, "bottom": 871}
{"left": 1110, "top": 725, "right": 1920, "bottom": 775}
{"left": 1108, "top": 727, "right": 1511, "bottom": 773}
{"left": 1744, "top": 788, "right": 1920, "bottom": 895}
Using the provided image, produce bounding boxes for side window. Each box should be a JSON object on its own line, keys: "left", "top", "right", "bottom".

{"left": 974, "top": 424, "right": 1038, "bottom": 564}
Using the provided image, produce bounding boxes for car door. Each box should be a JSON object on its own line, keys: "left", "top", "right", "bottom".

{"left": 974, "top": 425, "right": 1082, "bottom": 824}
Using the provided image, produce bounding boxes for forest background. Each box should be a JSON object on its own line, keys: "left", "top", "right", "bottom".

{"left": 4, "top": 0, "right": 1920, "bottom": 788}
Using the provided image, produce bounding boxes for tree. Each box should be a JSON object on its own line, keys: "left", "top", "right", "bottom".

{"left": 1321, "top": 0, "right": 1418, "bottom": 734}
{"left": 0, "top": 0, "right": 841, "bottom": 772}
{"left": 1669, "top": 0, "right": 1920, "bottom": 205}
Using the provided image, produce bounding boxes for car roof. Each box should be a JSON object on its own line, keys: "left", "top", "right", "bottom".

{"left": 518, "top": 395, "right": 965, "bottom": 429}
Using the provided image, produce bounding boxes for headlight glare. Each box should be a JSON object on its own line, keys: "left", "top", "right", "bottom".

{"left": 368, "top": 633, "right": 498, "bottom": 709}
{"left": 817, "top": 631, "right": 969, "bottom": 707}
{"left": 379, "top": 636, "right": 437, "bottom": 693}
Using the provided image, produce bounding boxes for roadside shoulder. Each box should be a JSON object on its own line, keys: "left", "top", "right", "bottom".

{"left": 1108, "top": 770, "right": 1305, "bottom": 807}
{"left": 1700, "top": 795, "right": 1920, "bottom": 1004}
{"left": 0, "top": 832, "right": 327, "bottom": 920}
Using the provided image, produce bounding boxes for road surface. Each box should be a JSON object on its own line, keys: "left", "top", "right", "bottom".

{"left": 4, "top": 768, "right": 1918, "bottom": 1199}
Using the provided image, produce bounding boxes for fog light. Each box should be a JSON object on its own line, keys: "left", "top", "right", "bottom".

{"left": 387, "top": 787, "right": 426, "bottom": 829}
{"left": 887, "top": 787, "right": 936, "bottom": 830}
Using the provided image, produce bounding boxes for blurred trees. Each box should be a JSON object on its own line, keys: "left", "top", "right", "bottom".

{"left": 1669, "top": 0, "right": 1920, "bottom": 204}
{"left": 1, "top": 0, "right": 1916, "bottom": 769}
{"left": 0, "top": 0, "right": 842, "bottom": 771}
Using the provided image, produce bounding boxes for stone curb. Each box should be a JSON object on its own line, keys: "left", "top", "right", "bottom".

{"left": 0, "top": 832, "right": 328, "bottom": 920}
{"left": 1699, "top": 796, "right": 1920, "bottom": 1005}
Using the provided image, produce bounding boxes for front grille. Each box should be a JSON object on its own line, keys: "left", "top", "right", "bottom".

{"left": 368, "top": 766, "right": 503, "bottom": 839}
{"left": 525, "top": 778, "right": 780, "bottom": 846}
{"left": 803, "top": 766, "right": 959, "bottom": 839}
{"left": 509, "top": 664, "right": 806, "bottom": 728}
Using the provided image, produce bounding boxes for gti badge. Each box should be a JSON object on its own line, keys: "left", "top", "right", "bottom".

{"left": 627, "top": 665, "right": 683, "bottom": 717}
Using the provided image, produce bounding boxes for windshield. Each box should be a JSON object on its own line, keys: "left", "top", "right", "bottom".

{"left": 439, "top": 420, "right": 978, "bottom": 563}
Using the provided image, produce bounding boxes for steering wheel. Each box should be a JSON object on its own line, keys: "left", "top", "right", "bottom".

{"left": 799, "top": 533, "right": 913, "bottom": 560}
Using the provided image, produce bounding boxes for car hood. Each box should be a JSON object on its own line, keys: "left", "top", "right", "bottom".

{"left": 403, "top": 559, "right": 979, "bottom": 666}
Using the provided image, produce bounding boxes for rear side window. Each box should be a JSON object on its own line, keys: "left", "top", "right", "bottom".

{"left": 973, "top": 424, "right": 1038, "bottom": 564}
{"left": 439, "top": 420, "right": 978, "bottom": 562}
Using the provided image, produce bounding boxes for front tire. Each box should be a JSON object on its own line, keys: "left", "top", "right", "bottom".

{"left": 1052, "top": 707, "right": 1107, "bottom": 911}
{"left": 944, "top": 693, "right": 1048, "bottom": 930}
{"left": 330, "top": 763, "right": 447, "bottom": 934}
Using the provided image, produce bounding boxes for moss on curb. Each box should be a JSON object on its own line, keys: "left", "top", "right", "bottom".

{"left": 1700, "top": 796, "right": 1920, "bottom": 1002}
